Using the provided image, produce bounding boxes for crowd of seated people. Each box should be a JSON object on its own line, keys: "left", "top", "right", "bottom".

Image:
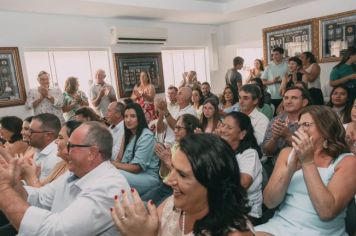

{"left": 0, "top": 47, "right": 354, "bottom": 236}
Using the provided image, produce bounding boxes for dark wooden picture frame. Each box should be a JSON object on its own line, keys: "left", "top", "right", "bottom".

{"left": 114, "top": 52, "right": 165, "bottom": 97}
{"left": 318, "top": 10, "right": 356, "bottom": 63}
{"left": 0, "top": 47, "right": 26, "bottom": 107}
{"left": 263, "top": 19, "right": 318, "bottom": 65}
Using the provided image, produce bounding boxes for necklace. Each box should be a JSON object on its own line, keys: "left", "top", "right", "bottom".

{"left": 181, "top": 211, "right": 186, "bottom": 236}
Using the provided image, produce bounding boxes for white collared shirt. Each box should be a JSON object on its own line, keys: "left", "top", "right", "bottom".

{"left": 110, "top": 120, "right": 125, "bottom": 160}
{"left": 249, "top": 108, "right": 269, "bottom": 145}
{"left": 33, "top": 141, "right": 62, "bottom": 181}
{"left": 164, "top": 104, "right": 197, "bottom": 145}
{"left": 19, "top": 161, "right": 130, "bottom": 236}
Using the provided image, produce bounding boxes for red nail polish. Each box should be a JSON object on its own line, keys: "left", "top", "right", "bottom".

{"left": 110, "top": 208, "right": 113, "bottom": 212}
{"left": 114, "top": 195, "right": 118, "bottom": 200}
{"left": 131, "top": 188, "right": 135, "bottom": 193}
{"left": 121, "top": 189, "right": 125, "bottom": 194}
{"left": 148, "top": 200, "right": 153, "bottom": 205}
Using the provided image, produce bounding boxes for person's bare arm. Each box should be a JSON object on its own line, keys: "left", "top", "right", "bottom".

{"left": 302, "top": 64, "right": 320, "bottom": 83}
{"left": 263, "top": 147, "right": 297, "bottom": 208}
{"left": 329, "top": 73, "right": 356, "bottom": 87}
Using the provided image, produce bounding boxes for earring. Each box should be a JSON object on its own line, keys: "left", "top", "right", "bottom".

{"left": 323, "top": 140, "right": 328, "bottom": 149}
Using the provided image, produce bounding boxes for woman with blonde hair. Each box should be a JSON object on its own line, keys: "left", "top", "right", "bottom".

{"left": 62, "top": 76, "right": 88, "bottom": 121}
{"left": 256, "top": 105, "right": 355, "bottom": 235}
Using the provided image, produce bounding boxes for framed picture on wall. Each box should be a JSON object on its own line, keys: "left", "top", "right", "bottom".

{"left": 0, "top": 47, "right": 26, "bottom": 107}
{"left": 318, "top": 10, "right": 356, "bottom": 63}
{"left": 263, "top": 19, "right": 318, "bottom": 65}
{"left": 113, "top": 53, "right": 165, "bottom": 97}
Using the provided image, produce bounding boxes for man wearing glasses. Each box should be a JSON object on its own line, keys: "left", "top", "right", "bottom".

{"left": 29, "top": 113, "right": 62, "bottom": 180}
{"left": 0, "top": 121, "right": 130, "bottom": 236}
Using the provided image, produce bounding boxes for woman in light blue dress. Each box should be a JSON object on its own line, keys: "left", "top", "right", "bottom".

{"left": 112, "top": 102, "right": 159, "bottom": 196}
{"left": 256, "top": 105, "right": 355, "bottom": 236}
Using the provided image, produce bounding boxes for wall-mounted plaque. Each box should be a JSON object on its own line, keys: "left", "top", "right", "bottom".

{"left": 319, "top": 10, "right": 356, "bottom": 62}
{"left": 114, "top": 53, "right": 164, "bottom": 97}
{"left": 0, "top": 47, "right": 26, "bottom": 107}
{"left": 263, "top": 19, "right": 318, "bottom": 65}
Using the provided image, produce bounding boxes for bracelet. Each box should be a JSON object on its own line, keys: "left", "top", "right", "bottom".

{"left": 302, "top": 160, "right": 315, "bottom": 166}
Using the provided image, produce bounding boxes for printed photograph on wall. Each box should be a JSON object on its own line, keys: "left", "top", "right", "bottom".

{"left": 319, "top": 10, "right": 356, "bottom": 62}
{"left": 0, "top": 47, "right": 26, "bottom": 107}
{"left": 114, "top": 53, "right": 164, "bottom": 97}
{"left": 263, "top": 19, "right": 318, "bottom": 64}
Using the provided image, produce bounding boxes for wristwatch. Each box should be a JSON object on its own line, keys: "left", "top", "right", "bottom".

{"left": 164, "top": 111, "right": 171, "bottom": 118}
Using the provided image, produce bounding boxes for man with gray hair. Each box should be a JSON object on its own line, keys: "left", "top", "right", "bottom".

{"left": 156, "top": 86, "right": 197, "bottom": 145}
{"left": 0, "top": 121, "right": 130, "bottom": 236}
{"left": 106, "top": 101, "right": 125, "bottom": 160}
{"left": 239, "top": 84, "right": 269, "bottom": 145}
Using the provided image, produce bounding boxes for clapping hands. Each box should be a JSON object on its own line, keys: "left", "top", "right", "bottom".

{"left": 111, "top": 189, "right": 159, "bottom": 236}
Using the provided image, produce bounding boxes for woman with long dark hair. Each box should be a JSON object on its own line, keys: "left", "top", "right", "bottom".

{"left": 247, "top": 59, "right": 264, "bottom": 84}
{"left": 201, "top": 98, "right": 221, "bottom": 133}
{"left": 219, "top": 85, "right": 240, "bottom": 116}
{"left": 326, "top": 84, "right": 353, "bottom": 124}
{"left": 300, "top": 51, "right": 324, "bottom": 105}
{"left": 112, "top": 102, "right": 159, "bottom": 196}
{"left": 142, "top": 113, "right": 201, "bottom": 205}
{"left": 219, "top": 111, "right": 263, "bottom": 225}
{"left": 112, "top": 133, "right": 254, "bottom": 236}
{"left": 0, "top": 116, "right": 28, "bottom": 156}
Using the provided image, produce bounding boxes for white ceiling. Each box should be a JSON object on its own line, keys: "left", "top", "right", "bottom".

{"left": 0, "top": 0, "right": 316, "bottom": 25}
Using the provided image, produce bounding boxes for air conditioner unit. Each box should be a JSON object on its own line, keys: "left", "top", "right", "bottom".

{"left": 110, "top": 26, "right": 168, "bottom": 45}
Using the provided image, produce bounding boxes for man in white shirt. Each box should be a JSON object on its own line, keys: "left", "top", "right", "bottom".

{"left": 28, "top": 113, "right": 62, "bottom": 180}
{"left": 25, "top": 71, "right": 65, "bottom": 124}
{"left": 156, "top": 87, "right": 197, "bottom": 145}
{"left": 239, "top": 84, "right": 269, "bottom": 145}
{"left": 0, "top": 121, "right": 130, "bottom": 236}
{"left": 106, "top": 101, "right": 125, "bottom": 161}
{"left": 90, "top": 69, "right": 117, "bottom": 117}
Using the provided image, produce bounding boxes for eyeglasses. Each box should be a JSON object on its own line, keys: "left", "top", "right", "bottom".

{"left": 29, "top": 129, "right": 52, "bottom": 135}
{"left": 298, "top": 122, "right": 315, "bottom": 130}
{"left": 67, "top": 142, "right": 93, "bottom": 153}
{"left": 174, "top": 125, "right": 186, "bottom": 131}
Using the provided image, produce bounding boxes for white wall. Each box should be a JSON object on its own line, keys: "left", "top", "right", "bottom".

{"left": 212, "top": 0, "right": 356, "bottom": 96}
{"left": 0, "top": 11, "right": 216, "bottom": 118}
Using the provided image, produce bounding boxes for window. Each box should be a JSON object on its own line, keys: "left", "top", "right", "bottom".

{"left": 236, "top": 48, "right": 263, "bottom": 83}
{"left": 23, "top": 49, "right": 114, "bottom": 98}
{"left": 161, "top": 48, "right": 210, "bottom": 90}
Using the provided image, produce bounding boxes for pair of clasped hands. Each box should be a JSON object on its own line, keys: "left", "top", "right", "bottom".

{"left": 38, "top": 86, "right": 50, "bottom": 100}
{"left": 273, "top": 119, "right": 315, "bottom": 170}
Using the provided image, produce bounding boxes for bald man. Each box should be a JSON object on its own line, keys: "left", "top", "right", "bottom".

{"left": 89, "top": 69, "right": 117, "bottom": 117}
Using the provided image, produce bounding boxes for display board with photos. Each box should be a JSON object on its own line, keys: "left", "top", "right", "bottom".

{"left": 0, "top": 47, "right": 26, "bottom": 107}
{"left": 114, "top": 53, "right": 165, "bottom": 97}
{"left": 263, "top": 19, "right": 318, "bottom": 65}
{"left": 319, "top": 10, "right": 356, "bottom": 62}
